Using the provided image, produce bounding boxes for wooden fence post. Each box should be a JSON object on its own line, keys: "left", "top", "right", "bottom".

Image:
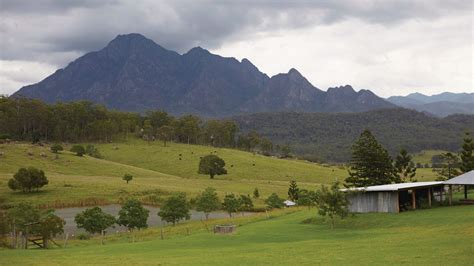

{"left": 63, "top": 232, "right": 69, "bottom": 248}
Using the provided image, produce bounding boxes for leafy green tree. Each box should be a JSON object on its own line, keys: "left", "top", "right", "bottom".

{"left": 70, "top": 144, "right": 85, "bottom": 156}
{"left": 176, "top": 115, "right": 201, "bottom": 144}
{"left": 37, "top": 210, "right": 65, "bottom": 249}
{"left": 314, "top": 182, "right": 349, "bottom": 229}
{"left": 198, "top": 155, "right": 227, "bottom": 179}
{"left": 222, "top": 193, "right": 241, "bottom": 217}
{"left": 265, "top": 193, "right": 284, "bottom": 209}
{"left": 117, "top": 199, "right": 149, "bottom": 231}
{"left": 433, "top": 152, "right": 461, "bottom": 181}
{"left": 6, "top": 203, "right": 41, "bottom": 236}
{"left": 50, "top": 144, "right": 63, "bottom": 153}
{"left": 238, "top": 194, "right": 253, "bottom": 211}
{"left": 288, "top": 180, "right": 299, "bottom": 201}
{"left": 195, "top": 187, "right": 221, "bottom": 220}
{"left": 279, "top": 145, "right": 292, "bottom": 158}
{"left": 259, "top": 138, "right": 273, "bottom": 155}
{"left": 157, "top": 125, "right": 174, "bottom": 147}
{"left": 345, "top": 130, "right": 398, "bottom": 187}
{"left": 460, "top": 132, "right": 474, "bottom": 173}
{"left": 142, "top": 119, "right": 154, "bottom": 144}
{"left": 8, "top": 167, "right": 48, "bottom": 192}
{"left": 297, "top": 189, "right": 316, "bottom": 209}
{"left": 253, "top": 187, "right": 260, "bottom": 199}
{"left": 122, "top": 174, "right": 133, "bottom": 184}
{"left": 394, "top": 149, "right": 417, "bottom": 182}
{"left": 158, "top": 193, "right": 190, "bottom": 225}
{"left": 0, "top": 212, "right": 9, "bottom": 247}
{"left": 74, "top": 207, "right": 116, "bottom": 235}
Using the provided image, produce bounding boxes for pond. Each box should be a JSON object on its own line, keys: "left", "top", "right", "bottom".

{"left": 54, "top": 204, "right": 255, "bottom": 234}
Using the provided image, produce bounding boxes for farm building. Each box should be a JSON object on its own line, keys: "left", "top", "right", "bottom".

{"left": 283, "top": 200, "right": 296, "bottom": 207}
{"left": 342, "top": 182, "right": 445, "bottom": 213}
{"left": 343, "top": 170, "right": 474, "bottom": 213}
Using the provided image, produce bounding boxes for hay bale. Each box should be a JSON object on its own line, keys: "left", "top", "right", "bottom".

{"left": 40, "top": 152, "right": 47, "bottom": 157}
{"left": 27, "top": 150, "right": 34, "bottom": 156}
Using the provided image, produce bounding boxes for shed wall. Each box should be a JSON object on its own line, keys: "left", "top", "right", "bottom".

{"left": 347, "top": 191, "right": 398, "bottom": 213}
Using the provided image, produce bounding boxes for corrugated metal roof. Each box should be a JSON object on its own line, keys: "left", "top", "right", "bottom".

{"left": 342, "top": 181, "right": 444, "bottom": 192}
{"left": 444, "top": 170, "right": 474, "bottom": 185}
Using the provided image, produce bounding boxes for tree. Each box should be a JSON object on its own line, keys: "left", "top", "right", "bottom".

{"left": 253, "top": 187, "right": 260, "bottom": 199}
{"left": 117, "top": 199, "right": 149, "bottom": 231}
{"left": 37, "top": 210, "right": 65, "bottom": 249}
{"left": 8, "top": 167, "right": 48, "bottom": 192}
{"left": 85, "top": 144, "right": 102, "bottom": 158}
{"left": 460, "top": 132, "right": 474, "bottom": 173}
{"left": 198, "top": 155, "right": 227, "bottom": 179}
{"left": 157, "top": 125, "right": 174, "bottom": 147}
{"left": 259, "top": 138, "right": 273, "bottom": 155}
{"left": 195, "top": 187, "right": 221, "bottom": 220}
{"left": 74, "top": 207, "right": 116, "bottom": 235}
{"left": 297, "top": 189, "right": 317, "bottom": 209}
{"left": 279, "top": 145, "right": 292, "bottom": 158}
{"left": 142, "top": 119, "right": 154, "bottom": 144}
{"left": 222, "top": 193, "right": 241, "bottom": 217}
{"left": 6, "top": 203, "right": 41, "bottom": 243}
{"left": 122, "top": 174, "right": 133, "bottom": 184}
{"left": 345, "top": 130, "right": 398, "bottom": 187}
{"left": 288, "top": 180, "right": 299, "bottom": 201}
{"left": 238, "top": 194, "right": 253, "bottom": 211}
{"left": 50, "top": 144, "right": 63, "bottom": 153}
{"left": 433, "top": 152, "right": 461, "bottom": 181}
{"left": 265, "top": 193, "right": 284, "bottom": 209}
{"left": 314, "top": 182, "right": 349, "bottom": 229}
{"left": 0, "top": 212, "right": 8, "bottom": 247}
{"left": 70, "top": 144, "right": 85, "bottom": 156}
{"left": 394, "top": 149, "right": 417, "bottom": 182}
{"left": 158, "top": 193, "right": 190, "bottom": 225}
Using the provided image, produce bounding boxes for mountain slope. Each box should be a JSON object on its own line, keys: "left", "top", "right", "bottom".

{"left": 13, "top": 33, "right": 394, "bottom": 116}
{"left": 387, "top": 92, "right": 474, "bottom": 117}
{"left": 233, "top": 108, "right": 474, "bottom": 162}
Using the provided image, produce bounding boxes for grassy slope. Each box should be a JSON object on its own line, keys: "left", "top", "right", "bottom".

{"left": 413, "top": 150, "right": 446, "bottom": 165}
{"left": 0, "top": 141, "right": 346, "bottom": 207}
{"left": 2, "top": 205, "right": 473, "bottom": 265}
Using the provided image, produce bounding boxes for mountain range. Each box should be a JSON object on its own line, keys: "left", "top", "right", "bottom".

{"left": 387, "top": 92, "right": 474, "bottom": 117}
{"left": 13, "top": 33, "right": 395, "bottom": 117}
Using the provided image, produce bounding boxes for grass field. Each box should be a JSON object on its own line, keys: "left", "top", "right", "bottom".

{"left": 1, "top": 205, "right": 473, "bottom": 265}
{"left": 0, "top": 140, "right": 347, "bottom": 207}
{"left": 0, "top": 140, "right": 441, "bottom": 208}
{"left": 413, "top": 150, "right": 447, "bottom": 165}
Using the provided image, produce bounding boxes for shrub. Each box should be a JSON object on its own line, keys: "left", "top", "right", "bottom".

{"left": 265, "top": 193, "right": 284, "bottom": 209}
{"left": 50, "top": 144, "right": 63, "bottom": 153}
{"left": 70, "top": 145, "right": 86, "bottom": 156}
{"left": 86, "top": 145, "right": 102, "bottom": 158}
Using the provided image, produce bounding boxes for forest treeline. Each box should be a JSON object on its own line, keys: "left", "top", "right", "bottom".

{"left": 0, "top": 97, "right": 280, "bottom": 155}
{"left": 234, "top": 109, "right": 474, "bottom": 162}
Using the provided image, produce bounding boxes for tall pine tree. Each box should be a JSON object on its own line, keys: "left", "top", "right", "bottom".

{"left": 345, "top": 130, "right": 398, "bottom": 187}
{"left": 460, "top": 132, "right": 474, "bottom": 173}
{"left": 288, "top": 180, "right": 299, "bottom": 201}
{"left": 394, "top": 149, "right": 417, "bottom": 182}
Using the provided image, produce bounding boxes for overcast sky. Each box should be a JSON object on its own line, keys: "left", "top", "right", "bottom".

{"left": 0, "top": 0, "right": 472, "bottom": 97}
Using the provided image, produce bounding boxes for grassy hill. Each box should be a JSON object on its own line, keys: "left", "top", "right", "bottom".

{"left": 0, "top": 140, "right": 440, "bottom": 208}
{"left": 0, "top": 140, "right": 347, "bottom": 208}
{"left": 2, "top": 205, "right": 473, "bottom": 265}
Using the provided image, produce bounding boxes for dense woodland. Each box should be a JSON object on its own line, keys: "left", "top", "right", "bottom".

{"left": 234, "top": 109, "right": 474, "bottom": 162}
{"left": 0, "top": 97, "right": 274, "bottom": 154}
{"left": 2, "top": 97, "right": 473, "bottom": 162}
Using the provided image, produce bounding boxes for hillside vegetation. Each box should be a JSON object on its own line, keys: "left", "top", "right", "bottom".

{"left": 234, "top": 108, "right": 474, "bottom": 162}
{"left": 0, "top": 140, "right": 351, "bottom": 208}
{"left": 2, "top": 206, "right": 473, "bottom": 265}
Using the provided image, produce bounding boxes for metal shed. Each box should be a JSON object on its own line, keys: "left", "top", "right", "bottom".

{"left": 342, "top": 182, "right": 444, "bottom": 213}
{"left": 444, "top": 170, "right": 473, "bottom": 203}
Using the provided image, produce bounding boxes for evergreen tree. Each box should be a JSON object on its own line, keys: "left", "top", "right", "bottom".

{"left": 460, "top": 132, "right": 474, "bottom": 173}
{"left": 433, "top": 152, "right": 461, "bottom": 181}
{"left": 253, "top": 187, "right": 260, "bottom": 199}
{"left": 287, "top": 180, "right": 299, "bottom": 201}
{"left": 345, "top": 130, "right": 398, "bottom": 187}
{"left": 394, "top": 149, "right": 417, "bottom": 182}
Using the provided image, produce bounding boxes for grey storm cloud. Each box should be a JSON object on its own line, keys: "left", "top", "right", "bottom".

{"left": 0, "top": 0, "right": 471, "bottom": 65}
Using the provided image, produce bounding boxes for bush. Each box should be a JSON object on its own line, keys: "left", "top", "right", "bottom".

{"left": 70, "top": 145, "right": 86, "bottom": 156}
{"left": 0, "top": 134, "right": 11, "bottom": 140}
{"left": 86, "top": 145, "right": 102, "bottom": 159}
{"left": 50, "top": 144, "right": 63, "bottom": 153}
